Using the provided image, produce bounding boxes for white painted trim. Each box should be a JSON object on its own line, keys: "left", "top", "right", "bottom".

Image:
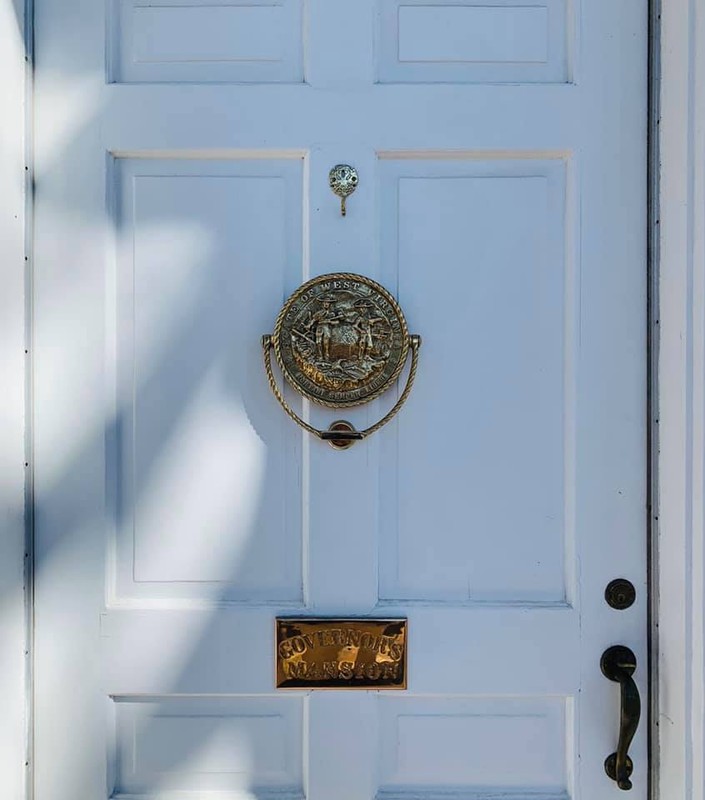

{"left": 656, "top": 0, "right": 705, "bottom": 797}
{"left": 0, "top": 1, "right": 29, "bottom": 799}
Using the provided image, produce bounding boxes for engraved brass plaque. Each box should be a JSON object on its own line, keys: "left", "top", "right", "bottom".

{"left": 276, "top": 618, "right": 407, "bottom": 690}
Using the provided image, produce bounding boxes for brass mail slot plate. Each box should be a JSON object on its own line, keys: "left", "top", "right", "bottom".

{"left": 276, "top": 618, "right": 407, "bottom": 690}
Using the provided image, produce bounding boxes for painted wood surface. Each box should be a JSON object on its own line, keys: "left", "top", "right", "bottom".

{"left": 0, "top": 2, "right": 29, "bottom": 800}
{"left": 657, "top": 0, "right": 705, "bottom": 798}
{"left": 31, "top": 1, "right": 648, "bottom": 799}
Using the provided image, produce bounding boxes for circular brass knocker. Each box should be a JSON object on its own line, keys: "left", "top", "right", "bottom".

{"left": 262, "top": 273, "right": 421, "bottom": 448}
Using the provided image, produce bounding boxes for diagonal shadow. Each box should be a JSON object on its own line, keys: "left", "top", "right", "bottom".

{"left": 29, "top": 189, "right": 308, "bottom": 799}
{"left": 0, "top": 2, "right": 315, "bottom": 792}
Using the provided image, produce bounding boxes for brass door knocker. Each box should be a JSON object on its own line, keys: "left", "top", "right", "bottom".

{"left": 262, "top": 273, "right": 421, "bottom": 449}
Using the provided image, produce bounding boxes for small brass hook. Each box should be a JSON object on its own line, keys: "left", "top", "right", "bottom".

{"left": 329, "top": 164, "right": 358, "bottom": 217}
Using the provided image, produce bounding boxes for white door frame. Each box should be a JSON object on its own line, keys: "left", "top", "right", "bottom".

{"left": 654, "top": 0, "right": 705, "bottom": 796}
{"left": 0, "top": 1, "right": 30, "bottom": 799}
{"left": 0, "top": 0, "right": 700, "bottom": 797}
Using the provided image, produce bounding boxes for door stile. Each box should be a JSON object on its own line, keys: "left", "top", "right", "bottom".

{"left": 304, "top": 144, "right": 381, "bottom": 613}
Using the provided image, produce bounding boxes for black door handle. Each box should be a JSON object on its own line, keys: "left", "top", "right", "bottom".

{"left": 601, "top": 645, "right": 641, "bottom": 790}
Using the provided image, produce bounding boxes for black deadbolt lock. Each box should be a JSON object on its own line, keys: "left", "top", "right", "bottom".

{"left": 605, "top": 579, "right": 636, "bottom": 610}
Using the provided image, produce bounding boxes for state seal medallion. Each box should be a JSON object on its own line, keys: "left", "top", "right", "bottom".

{"left": 273, "top": 274, "right": 409, "bottom": 408}
{"left": 262, "top": 273, "right": 421, "bottom": 447}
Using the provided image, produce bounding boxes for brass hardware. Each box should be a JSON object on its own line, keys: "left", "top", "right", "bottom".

{"left": 262, "top": 274, "right": 421, "bottom": 447}
{"left": 276, "top": 618, "right": 407, "bottom": 689}
{"left": 601, "top": 645, "right": 641, "bottom": 790}
{"left": 605, "top": 579, "right": 636, "bottom": 610}
{"left": 329, "top": 164, "right": 358, "bottom": 216}
{"left": 321, "top": 420, "right": 362, "bottom": 450}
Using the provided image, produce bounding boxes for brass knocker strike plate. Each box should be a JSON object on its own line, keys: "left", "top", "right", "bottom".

{"left": 274, "top": 274, "right": 409, "bottom": 408}
{"left": 263, "top": 273, "right": 421, "bottom": 447}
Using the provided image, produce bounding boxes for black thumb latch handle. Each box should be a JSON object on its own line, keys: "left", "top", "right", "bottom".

{"left": 601, "top": 645, "right": 641, "bottom": 790}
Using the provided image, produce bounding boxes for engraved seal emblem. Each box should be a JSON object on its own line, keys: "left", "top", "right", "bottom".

{"left": 273, "top": 274, "right": 409, "bottom": 408}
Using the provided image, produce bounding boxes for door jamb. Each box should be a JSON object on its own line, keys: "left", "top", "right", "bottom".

{"left": 654, "top": 0, "right": 705, "bottom": 797}
{"left": 0, "top": 1, "right": 31, "bottom": 799}
{"left": 648, "top": 0, "right": 660, "bottom": 797}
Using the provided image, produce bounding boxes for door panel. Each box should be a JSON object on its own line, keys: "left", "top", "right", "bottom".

{"left": 377, "top": 0, "right": 570, "bottom": 83}
{"left": 110, "top": 157, "right": 304, "bottom": 603}
{"left": 378, "top": 157, "right": 570, "bottom": 604}
{"left": 377, "top": 696, "right": 568, "bottom": 794}
{"left": 112, "top": 696, "right": 304, "bottom": 797}
{"left": 33, "top": 1, "right": 648, "bottom": 799}
{"left": 110, "top": 0, "right": 305, "bottom": 84}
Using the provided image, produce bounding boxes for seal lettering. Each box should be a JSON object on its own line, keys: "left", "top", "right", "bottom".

{"left": 273, "top": 274, "right": 409, "bottom": 408}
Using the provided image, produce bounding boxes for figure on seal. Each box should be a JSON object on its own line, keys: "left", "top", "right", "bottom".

{"left": 351, "top": 298, "right": 385, "bottom": 362}
{"left": 304, "top": 294, "right": 343, "bottom": 362}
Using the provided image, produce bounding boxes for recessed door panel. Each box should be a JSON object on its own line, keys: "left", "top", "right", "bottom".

{"left": 109, "top": 0, "right": 304, "bottom": 83}
{"left": 109, "top": 157, "right": 305, "bottom": 603}
{"left": 378, "top": 157, "right": 572, "bottom": 605}
{"left": 377, "top": 0, "right": 571, "bottom": 83}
